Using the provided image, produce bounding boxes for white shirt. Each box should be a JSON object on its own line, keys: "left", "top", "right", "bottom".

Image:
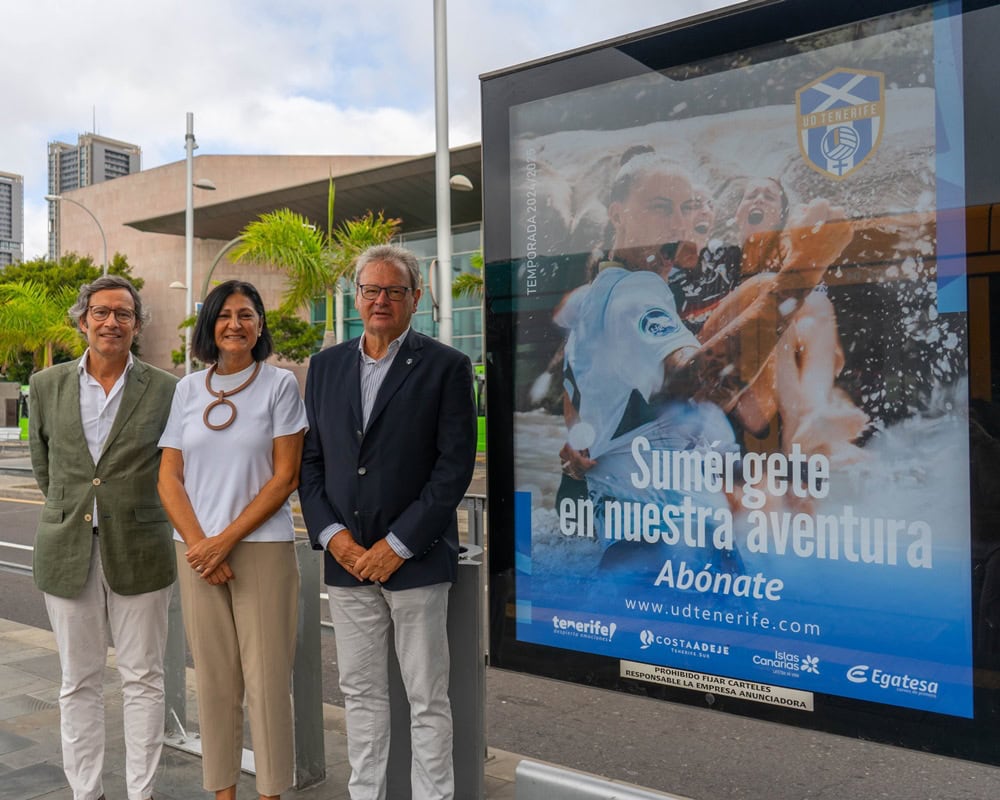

{"left": 158, "top": 362, "right": 307, "bottom": 543}
{"left": 555, "top": 266, "right": 698, "bottom": 459}
{"left": 78, "top": 349, "right": 134, "bottom": 524}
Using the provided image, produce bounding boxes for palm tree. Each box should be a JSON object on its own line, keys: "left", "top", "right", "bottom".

{"left": 0, "top": 282, "right": 84, "bottom": 372}
{"left": 451, "top": 251, "right": 484, "bottom": 300}
{"left": 232, "top": 180, "right": 401, "bottom": 345}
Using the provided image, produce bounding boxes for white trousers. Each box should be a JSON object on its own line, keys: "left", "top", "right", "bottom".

{"left": 328, "top": 582, "right": 453, "bottom": 800}
{"left": 44, "top": 537, "right": 172, "bottom": 800}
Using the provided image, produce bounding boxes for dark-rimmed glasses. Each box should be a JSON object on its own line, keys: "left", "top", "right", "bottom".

{"left": 357, "top": 284, "right": 412, "bottom": 301}
{"left": 88, "top": 305, "right": 136, "bottom": 324}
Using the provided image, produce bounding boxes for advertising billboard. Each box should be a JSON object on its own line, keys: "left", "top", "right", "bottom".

{"left": 483, "top": 0, "right": 1000, "bottom": 762}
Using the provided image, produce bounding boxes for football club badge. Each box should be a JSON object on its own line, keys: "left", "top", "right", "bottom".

{"left": 797, "top": 68, "right": 885, "bottom": 179}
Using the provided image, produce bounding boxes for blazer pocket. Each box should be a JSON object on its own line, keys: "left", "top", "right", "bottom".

{"left": 41, "top": 506, "right": 64, "bottom": 523}
{"left": 134, "top": 506, "right": 169, "bottom": 524}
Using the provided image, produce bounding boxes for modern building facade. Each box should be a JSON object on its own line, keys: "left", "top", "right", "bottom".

{"left": 53, "top": 148, "right": 483, "bottom": 379}
{"left": 0, "top": 172, "right": 23, "bottom": 267}
{"left": 47, "top": 134, "right": 141, "bottom": 259}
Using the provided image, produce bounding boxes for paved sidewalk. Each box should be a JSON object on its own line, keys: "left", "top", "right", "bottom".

{"left": 0, "top": 456, "right": 520, "bottom": 800}
{"left": 0, "top": 618, "right": 520, "bottom": 800}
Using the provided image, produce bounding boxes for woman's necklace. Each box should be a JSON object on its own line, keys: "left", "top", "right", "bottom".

{"left": 203, "top": 361, "right": 262, "bottom": 431}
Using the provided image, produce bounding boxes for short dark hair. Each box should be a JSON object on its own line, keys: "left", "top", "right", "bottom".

{"left": 192, "top": 280, "right": 274, "bottom": 364}
{"left": 69, "top": 275, "right": 146, "bottom": 330}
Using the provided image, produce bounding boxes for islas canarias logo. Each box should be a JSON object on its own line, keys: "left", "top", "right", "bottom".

{"left": 797, "top": 68, "right": 885, "bottom": 179}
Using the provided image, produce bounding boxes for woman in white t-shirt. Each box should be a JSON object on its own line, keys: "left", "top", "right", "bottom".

{"left": 157, "top": 280, "right": 307, "bottom": 800}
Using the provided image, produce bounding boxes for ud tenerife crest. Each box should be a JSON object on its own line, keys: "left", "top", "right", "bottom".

{"left": 797, "top": 68, "right": 885, "bottom": 179}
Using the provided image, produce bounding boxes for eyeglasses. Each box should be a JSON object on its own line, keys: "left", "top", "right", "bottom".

{"left": 356, "top": 284, "right": 412, "bottom": 301}
{"left": 88, "top": 305, "right": 136, "bottom": 324}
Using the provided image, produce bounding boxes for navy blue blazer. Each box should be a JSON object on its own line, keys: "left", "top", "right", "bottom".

{"left": 300, "top": 331, "right": 477, "bottom": 590}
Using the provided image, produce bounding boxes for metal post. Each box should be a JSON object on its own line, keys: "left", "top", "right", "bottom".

{"left": 433, "top": 0, "right": 454, "bottom": 345}
{"left": 184, "top": 112, "right": 195, "bottom": 375}
{"left": 163, "top": 583, "right": 186, "bottom": 736}
{"left": 292, "top": 537, "right": 326, "bottom": 788}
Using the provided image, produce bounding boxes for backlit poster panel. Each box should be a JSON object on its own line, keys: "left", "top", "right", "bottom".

{"left": 499, "top": 3, "right": 974, "bottom": 719}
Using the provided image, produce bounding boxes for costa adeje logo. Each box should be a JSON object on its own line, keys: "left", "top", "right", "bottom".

{"left": 638, "top": 629, "right": 729, "bottom": 656}
{"left": 638, "top": 308, "right": 679, "bottom": 338}
{"left": 846, "top": 665, "right": 938, "bottom": 696}
{"left": 551, "top": 615, "right": 617, "bottom": 642}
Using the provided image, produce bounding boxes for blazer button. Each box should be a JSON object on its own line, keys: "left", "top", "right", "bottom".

{"left": 357, "top": 467, "right": 367, "bottom": 476}
{"left": 356, "top": 430, "right": 363, "bottom": 438}
{"left": 92, "top": 478, "right": 101, "bottom": 486}
{"left": 84, "top": 513, "right": 93, "bottom": 522}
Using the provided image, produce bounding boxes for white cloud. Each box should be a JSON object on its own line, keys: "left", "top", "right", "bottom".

{"left": 2, "top": 0, "right": 730, "bottom": 257}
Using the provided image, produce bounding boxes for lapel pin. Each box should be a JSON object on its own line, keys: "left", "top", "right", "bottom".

{"left": 406, "top": 358, "right": 413, "bottom": 365}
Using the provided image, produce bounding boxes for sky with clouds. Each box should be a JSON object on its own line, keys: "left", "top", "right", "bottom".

{"left": 2, "top": 0, "right": 732, "bottom": 259}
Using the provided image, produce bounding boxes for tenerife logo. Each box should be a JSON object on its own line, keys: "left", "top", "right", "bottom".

{"left": 638, "top": 308, "right": 679, "bottom": 338}
{"left": 551, "top": 615, "right": 617, "bottom": 643}
{"left": 640, "top": 629, "right": 655, "bottom": 649}
{"left": 796, "top": 68, "right": 885, "bottom": 179}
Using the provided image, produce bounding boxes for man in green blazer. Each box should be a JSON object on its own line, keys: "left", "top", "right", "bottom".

{"left": 29, "top": 275, "right": 177, "bottom": 800}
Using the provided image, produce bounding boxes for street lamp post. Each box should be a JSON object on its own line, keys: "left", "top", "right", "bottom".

{"left": 184, "top": 113, "right": 196, "bottom": 376}
{"left": 183, "top": 113, "right": 217, "bottom": 375}
{"left": 433, "top": 0, "right": 453, "bottom": 346}
{"left": 44, "top": 194, "right": 108, "bottom": 275}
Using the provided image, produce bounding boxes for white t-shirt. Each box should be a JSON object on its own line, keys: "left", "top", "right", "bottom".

{"left": 555, "top": 266, "right": 698, "bottom": 459}
{"left": 158, "top": 362, "right": 308, "bottom": 543}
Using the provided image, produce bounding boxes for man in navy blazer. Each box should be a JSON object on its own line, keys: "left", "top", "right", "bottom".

{"left": 300, "top": 244, "right": 477, "bottom": 800}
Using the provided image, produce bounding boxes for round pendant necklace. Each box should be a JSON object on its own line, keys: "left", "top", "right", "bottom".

{"left": 203, "top": 361, "right": 262, "bottom": 431}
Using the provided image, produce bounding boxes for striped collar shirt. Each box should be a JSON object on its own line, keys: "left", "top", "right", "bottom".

{"left": 358, "top": 328, "right": 410, "bottom": 430}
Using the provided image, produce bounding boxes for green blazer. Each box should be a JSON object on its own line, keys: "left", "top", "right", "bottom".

{"left": 29, "top": 357, "right": 178, "bottom": 598}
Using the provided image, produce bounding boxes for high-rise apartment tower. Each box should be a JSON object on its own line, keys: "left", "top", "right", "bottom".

{"left": 0, "top": 171, "right": 24, "bottom": 267}
{"left": 47, "top": 133, "right": 140, "bottom": 259}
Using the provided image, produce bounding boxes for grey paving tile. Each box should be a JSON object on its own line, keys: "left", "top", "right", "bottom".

{"left": 484, "top": 774, "right": 517, "bottom": 800}
{"left": 152, "top": 748, "right": 210, "bottom": 799}
{"left": 0, "top": 742, "right": 61, "bottom": 772}
{"left": 0, "top": 666, "right": 54, "bottom": 700}
{"left": 0, "top": 727, "right": 34, "bottom": 757}
{"left": 0, "top": 695, "right": 56, "bottom": 722}
{"left": 0, "top": 762, "right": 66, "bottom": 800}
{"left": 7, "top": 655, "right": 66, "bottom": 684}
{"left": 0, "top": 648, "right": 52, "bottom": 667}
{"left": 26, "top": 687, "right": 59, "bottom": 706}
{"left": 31, "top": 789, "right": 72, "bottom": 800}
{"left": 0, "top": 709, "right": 61, "bottom": 753}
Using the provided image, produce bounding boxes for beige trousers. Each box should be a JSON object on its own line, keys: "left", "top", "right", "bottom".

{"left": 176, "top": 540, "right": 299, "bottom": 796}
